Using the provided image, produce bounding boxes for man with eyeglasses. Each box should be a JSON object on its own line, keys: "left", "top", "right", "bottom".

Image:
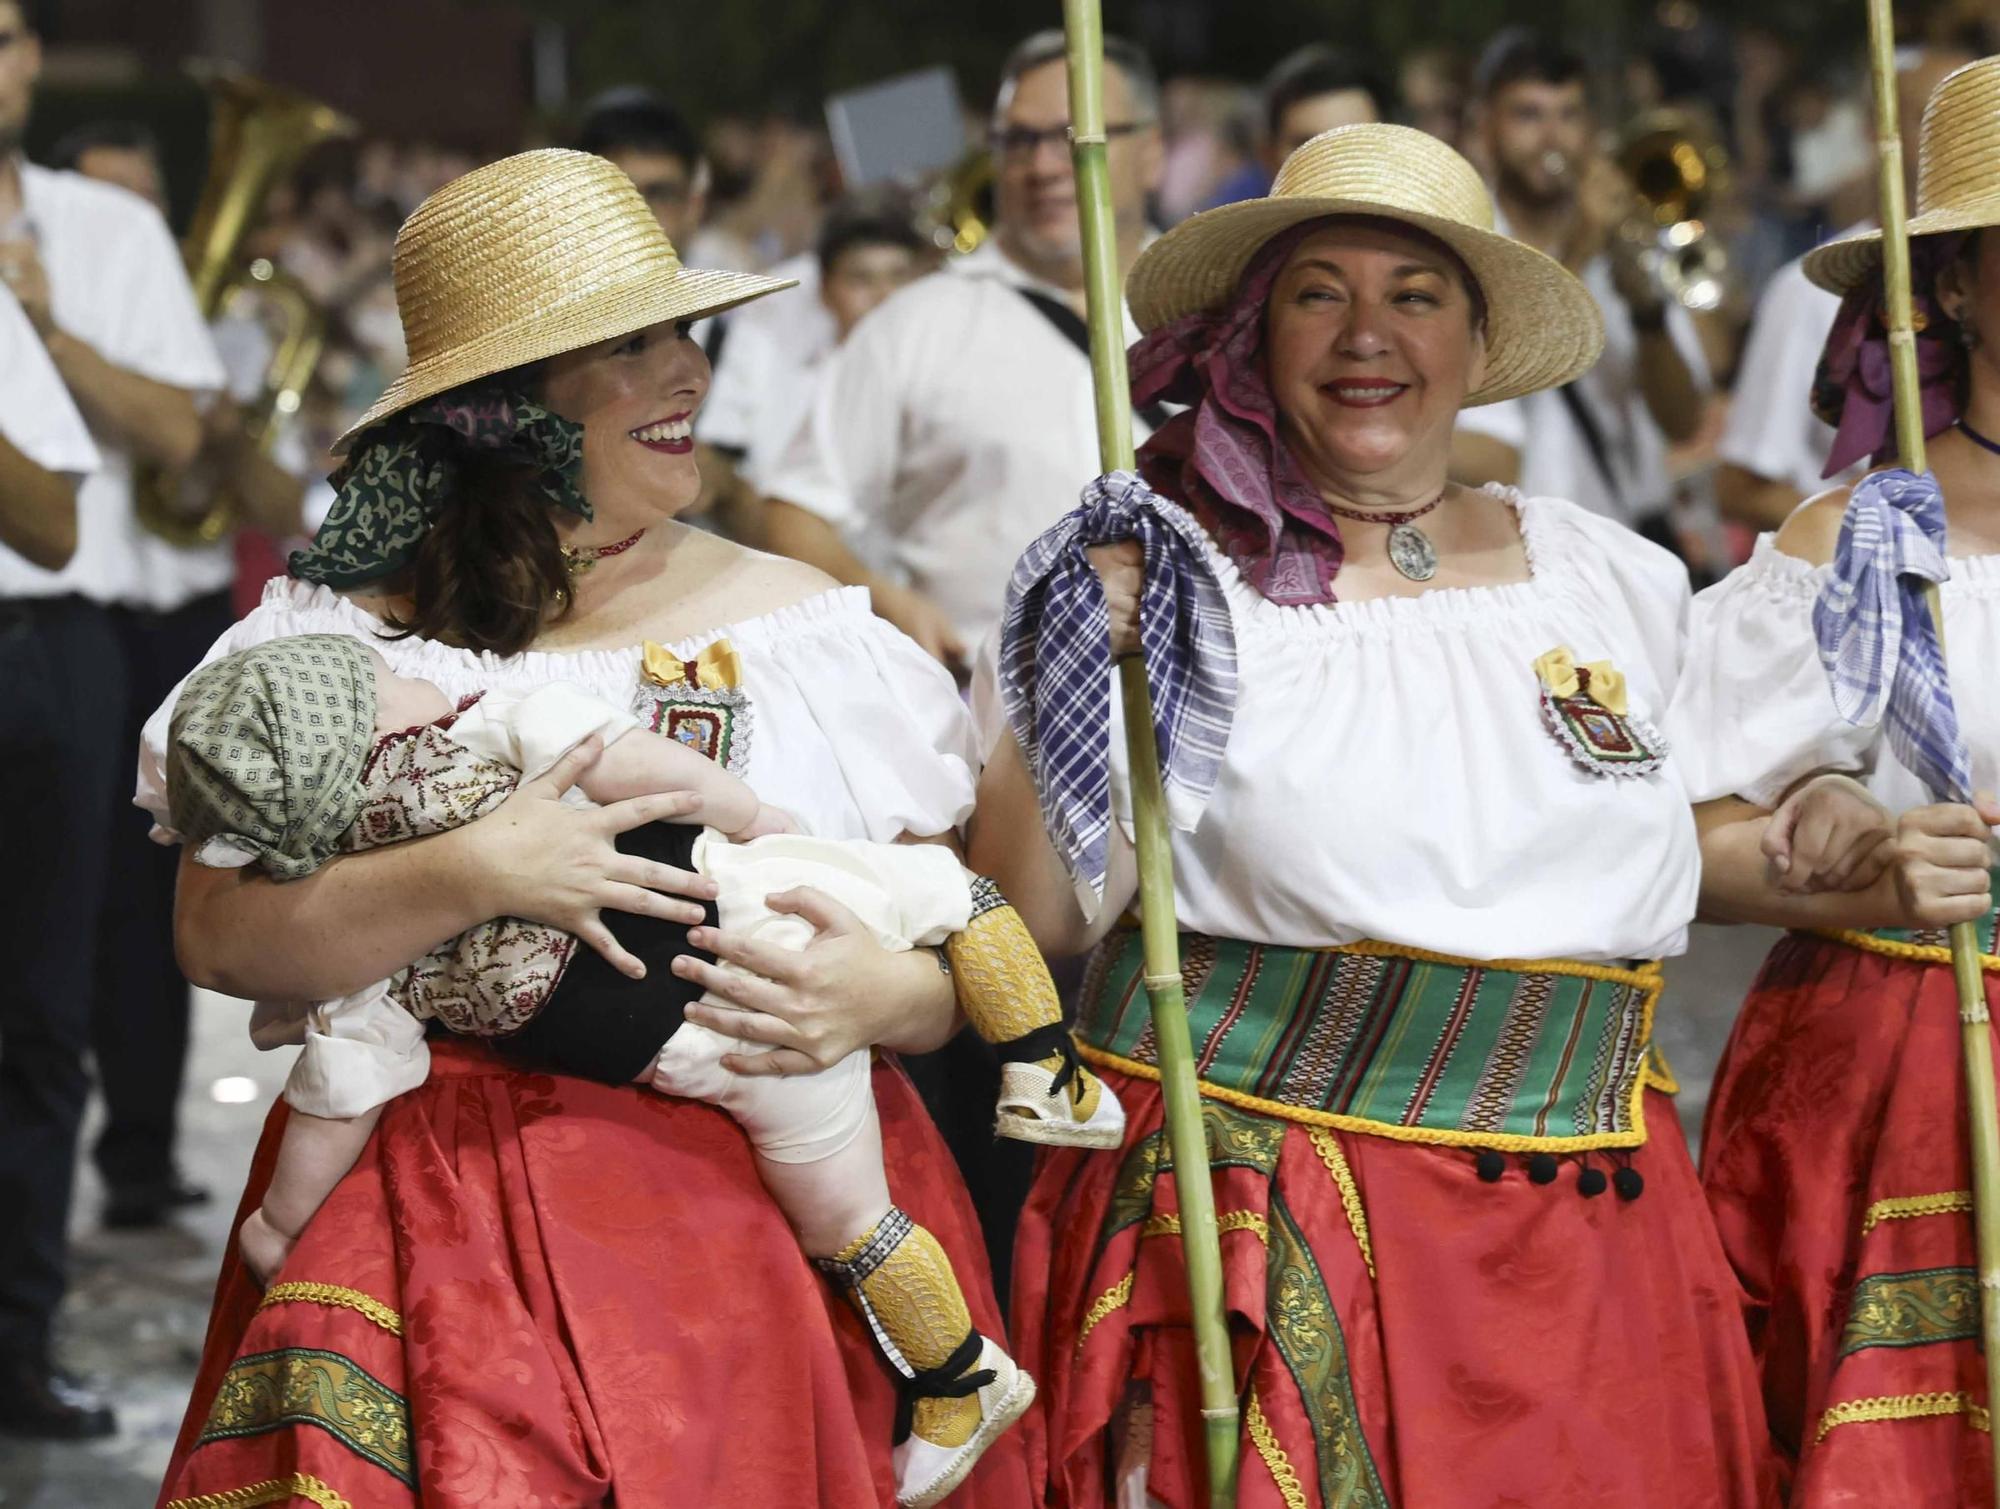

{"left": 762, "top": 29, "right": 1163, "bottom": 676}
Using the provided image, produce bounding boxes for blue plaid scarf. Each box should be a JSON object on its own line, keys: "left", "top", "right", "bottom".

{"left": 1813, "top": 467, "right": 1973, "bottom": 803}
{"left": 998, "top": 470, "right": 1237, "bottom": 905}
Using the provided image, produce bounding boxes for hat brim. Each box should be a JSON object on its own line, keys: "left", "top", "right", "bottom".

{"left": 1802, "top": 195, "right": 2000, "bottom": 293}
{"left": 1127, "top": 197, "right": 1605, "bottom": 407}
{"left": 333, "top": 266, "right": 796, "bottom": 454}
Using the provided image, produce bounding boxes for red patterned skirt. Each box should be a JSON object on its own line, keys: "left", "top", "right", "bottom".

{"left": 1014, "top": 1073, "right": 1775, "bottom": 1508}
{"left": 1701, "top": 929, "right": 2000, "bottom": 1507}
{"left": 157, "top": 1040, "right": 1040, "bottom": 1508}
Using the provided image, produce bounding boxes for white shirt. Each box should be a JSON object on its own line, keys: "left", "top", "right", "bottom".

{"left": 0, "top": 162, "right": 227, "bottom": 608}
{"left": 1458, "top": 211, "right": 1711, "bottom": 529}
{"left": 0, "top": 283, "right": 97, "bottom": 477}
{"left": 978, "top": 489, "right": 1700, "bottom": 963}
{"left": 137, "top": 577, "right": 980, "bottom": 1118}
{"left": 1672, "top": 536, "right": 2000, "bottom": 812}
{"left": 700, "top": 252, "right": 834, "bottom": 488}
{"left": 762, "top": 239, "right": 1148, "bottom": 647}
{"left": 1715, "top": 236, "right": 1858, "bottom": 497}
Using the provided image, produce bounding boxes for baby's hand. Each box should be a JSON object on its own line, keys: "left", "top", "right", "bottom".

{"left": 237, "top": 1206, "right": 298, "bottom": 1288}
{"left": 729, "top": 804, "right": 800, "bottom": 842}
{"left": 1763, "top": 772, "right": 1895, "bottom": 895}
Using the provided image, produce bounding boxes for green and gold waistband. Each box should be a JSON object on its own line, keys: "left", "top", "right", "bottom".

{"left": 1076, "top": 931, "right": 1671, "bottom": 1153}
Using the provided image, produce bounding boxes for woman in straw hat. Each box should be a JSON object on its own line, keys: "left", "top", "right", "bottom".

{"left": 1677, "top": 55, "right": 2000, "bottom": 1504}
{"left": 141, "top": 149, "right": 1038, "bottom": 1508}
{"left": 973, "top": 122, "right": 1782, "bottom": 1507}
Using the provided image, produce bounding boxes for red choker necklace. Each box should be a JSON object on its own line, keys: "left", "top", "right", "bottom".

{"left": 562, "top": 527, "right": 647, "bottom": 577}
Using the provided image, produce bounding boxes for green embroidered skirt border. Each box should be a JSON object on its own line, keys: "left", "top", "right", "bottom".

{"left": 1075, "top": 930, "right": 1670, "bottom": 1153}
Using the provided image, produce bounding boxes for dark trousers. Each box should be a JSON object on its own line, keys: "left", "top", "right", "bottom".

{"left": 0, "top": 597, "right": 122, "bottom": 1358}
{"left": 89, "top": 590, "right": 232, "bottom": 1194}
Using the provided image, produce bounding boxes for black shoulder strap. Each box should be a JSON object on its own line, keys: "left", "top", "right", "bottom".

{"left": 1552, "top": 381, "right": 1623, "bottom": 514}
{"left": 1011, "top": 285, "right": 1171, "bottom": 433}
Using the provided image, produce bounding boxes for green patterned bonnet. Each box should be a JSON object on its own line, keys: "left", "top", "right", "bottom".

{"left": 166, "top": 635, "right": 380, "bottom": 881}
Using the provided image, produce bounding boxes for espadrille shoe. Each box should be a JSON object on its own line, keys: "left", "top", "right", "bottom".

{"left": 894, "top": 1335, "right": 1037, "bottom": 1509}
{"left": 996, "top": 1058, "right": 1127, "bottom": 1149}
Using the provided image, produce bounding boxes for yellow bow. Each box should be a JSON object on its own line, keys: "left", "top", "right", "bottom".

{"left": 1533, "top": 645, "right": 1628, "bottom": 716}
{"left": 642, "top": 638, "right": 743, "bottom": 691}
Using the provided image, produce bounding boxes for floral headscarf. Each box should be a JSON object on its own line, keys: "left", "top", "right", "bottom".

{"left": 1811, "top": 231, "right": 1969, "bottom": 478}
{"left": 1129, "top": 217, "right": 1355, "bottom": 606}
{"left": 290, "top": 387, "right": 588, "bottom": 588}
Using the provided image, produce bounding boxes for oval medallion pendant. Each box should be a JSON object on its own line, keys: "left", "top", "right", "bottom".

{"left": 1387, "top": 522, "right": 1438, "bottom": 582}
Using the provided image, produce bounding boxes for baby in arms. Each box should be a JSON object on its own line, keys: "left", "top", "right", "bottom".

{"left": 165, "top": 633, "right": 1123, "bottom": 1508}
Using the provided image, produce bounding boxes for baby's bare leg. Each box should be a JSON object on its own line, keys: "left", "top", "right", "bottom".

{"left": 753, "top": 1096, "right": 891, "bottom": 1258}
{"left": 239, "top": 1105, "right": 382, "bottom": 1286}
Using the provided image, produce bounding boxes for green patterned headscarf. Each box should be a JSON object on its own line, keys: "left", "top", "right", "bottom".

{"left": 290, "top": 387, "right": 588, "bottom": 588}
{"left": 166, "top": 635, "right": 379, "bottom": 881}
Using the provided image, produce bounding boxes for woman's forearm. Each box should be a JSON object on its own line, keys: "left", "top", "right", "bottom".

{"left": 966, "top": 728, "right": 1134, "bottom": 958}
{"left": 878, "top": 946, "right": 963, "bottom": 1055}
{"left": 1696, "top": 798, "right": 1907, "bottom": 931}
{"left": 175, "top": 828, "right": 493, "bottom": 999}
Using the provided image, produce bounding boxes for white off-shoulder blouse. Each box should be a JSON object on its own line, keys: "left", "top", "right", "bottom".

{"left": 980, "top": 487, "right": 1702, "bottom": 964}
{"left": 137, "top": 576, "right": 979, "bottom": 845}
{"left": 1671, "top": 533, "right": 2000, "bottom": 812}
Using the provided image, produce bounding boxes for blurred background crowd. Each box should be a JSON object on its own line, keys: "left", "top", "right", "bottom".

{"left": 5, "top": 0, "right": 1998, "bottom": 1499}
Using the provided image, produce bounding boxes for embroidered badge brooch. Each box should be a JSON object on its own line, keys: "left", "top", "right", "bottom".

{"left": 1533, "top": 645, "right": 1668, "bottom": 778}
{"left": 636, "top": 637, "right": 753, "bottom": 775}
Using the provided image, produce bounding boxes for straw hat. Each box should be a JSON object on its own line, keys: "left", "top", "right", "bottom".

{"left": 1803, "top": 56, "right": 2000, "bottom": 295}
{"left": 1126, "top": 123, "right": 1603, "bottom": 406}
{"left": 335, "top": 148, "right": 795, "bottom": 452}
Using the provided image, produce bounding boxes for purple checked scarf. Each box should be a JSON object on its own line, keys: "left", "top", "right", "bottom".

{"left": 998, "top": 471, "right": 1237, "bottom": 903}
{"left": 1813, "top": 467, "right": 1973, "bottom": 803}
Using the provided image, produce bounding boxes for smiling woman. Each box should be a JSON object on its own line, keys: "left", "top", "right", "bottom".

{"left": 144, "top": 150, "right": 1040, "bottom": 1509}
{"left": 977, "top": 124, "right": 1788, "bottom": 1508}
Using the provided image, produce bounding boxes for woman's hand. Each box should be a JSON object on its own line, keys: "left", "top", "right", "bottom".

{"left": 466, "top": 736, "right": 720, "bottom": 978}
{"left": 1762, "top": 773, "right": 1895, "bottom": 895}
{"left": 674, "top": 887, "right": 957, "bottom": 1075}
{"left": 1883, "top": 797, "right": 2000, "bottom": 928}
{"left": 1087, "top": 540, "right": 1143, "bottom": 657}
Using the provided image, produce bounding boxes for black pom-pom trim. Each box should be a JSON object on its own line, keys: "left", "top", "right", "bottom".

{"left": 1577, "top": 1166, "right": 1608, "bottom": 1198}
{"left": 1474, "top": 1149, "right": 1506, "bottom": 1182}
{"left": 1613, "top": 1166, "right": 1645, "bottom": 1202}
{"left": 1526, "top": 1153, "right": 1559, "bottom": 1185}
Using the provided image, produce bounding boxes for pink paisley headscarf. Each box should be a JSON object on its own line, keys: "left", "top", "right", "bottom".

{"left": 1812, "top": 231, "right": 1970, "bottom": 477}
{"left": 1130, "top": 217, "right": 1354, "bottom": 606}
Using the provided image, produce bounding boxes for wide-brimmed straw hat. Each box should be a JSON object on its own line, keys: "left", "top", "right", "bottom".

{"left": 1126, "top": 123, "right": 1604, "bottom": 406}
{"left": 1803, "top": 56, "right": 2000, "bottom": 295}
{"left": 335, "top": 148, "right": 795, "bottom": 452}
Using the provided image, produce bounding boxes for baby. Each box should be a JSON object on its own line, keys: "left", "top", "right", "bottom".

{"left": 165, "top": 633, "right": 1123, "bottom": 1508}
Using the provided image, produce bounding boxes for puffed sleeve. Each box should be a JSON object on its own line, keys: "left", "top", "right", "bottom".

{"left": 745, "top": 597, "right": 977, "bottom": 842}
{"left": 1668, "top": 537, "right": 1876, "bottom": 805}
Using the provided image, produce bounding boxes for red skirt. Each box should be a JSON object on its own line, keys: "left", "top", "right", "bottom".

{"left": 1701, "top": 931, "right": 2000, "bottom": 1507}
{"left": 157, "top": 1041, "right": 1040, "bottom": 1508}
{"left": 1013, "top": 1074, "right": 1775, "bottom": 1509}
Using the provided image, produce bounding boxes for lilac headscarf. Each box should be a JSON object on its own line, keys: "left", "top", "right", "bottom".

{"left": 1130, "top": 218, "right": 1350, "bottom": 606}
{"left": 1812, "top": 232, "right": 1969, "bottom": 478}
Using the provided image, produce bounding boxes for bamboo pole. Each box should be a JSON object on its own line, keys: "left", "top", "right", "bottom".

{"left": 1059, "top": 3, "right": 1241, "bottom": 1502}
{"left": 1864, "top": 3, "right": 2000, "bottom": 1493}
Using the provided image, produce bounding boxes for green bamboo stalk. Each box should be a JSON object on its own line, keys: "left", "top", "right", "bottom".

{"left": 1865, "top": 4, "right": 2000, "bottom": 1494}
{"left": 1059, "top": 3, "right": 1241, "bottom": 1503}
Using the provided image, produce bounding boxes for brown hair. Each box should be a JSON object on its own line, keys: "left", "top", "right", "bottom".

{"left": 380, "top": 452, "right": 574, "bottom": 657}
{"left": 377, "top": 364, "right": 577, "bottom": 657}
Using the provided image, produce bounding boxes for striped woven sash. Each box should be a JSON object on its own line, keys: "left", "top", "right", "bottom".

{"left": 1075, "top": 931, "right": 1669, "bottom": 1152}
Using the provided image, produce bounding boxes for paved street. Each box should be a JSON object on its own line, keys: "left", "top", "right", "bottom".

{"left": 0, "top": 923, "right": 1778, "bottom": 1507}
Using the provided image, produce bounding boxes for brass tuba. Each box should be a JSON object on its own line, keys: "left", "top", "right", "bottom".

{"left": 133, "top": 70, "right": 356, "bottom": 546}
{"left": 1613, "top": 108, "right": 1731, "bottom": 312}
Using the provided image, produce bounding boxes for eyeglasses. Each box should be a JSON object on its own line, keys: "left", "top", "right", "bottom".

{"left": 987, "top": 121, "right": 1153, "bottom": 161}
